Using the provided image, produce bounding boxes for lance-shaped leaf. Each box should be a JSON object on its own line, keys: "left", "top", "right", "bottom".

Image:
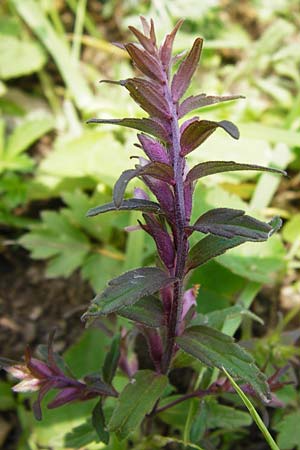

{"left": 125, "top": 43, "right": 164, "bottom": 82}
{"left": 178, "top": 94, "right": 245, "bottom": 118}
{"left": 160, "top": 19, "right": 184, "bottom": 70}
{"left": 123, "top": 78, "right": 170, "bottom": 120}
{"left": 128, "top": 25, "right": 156, "bottom": 54}
{"left": 113, "top": 163, "right": 174, "bottom": 208}
{"left": 186, "top": 217, "right": 281, "bottom": 271}
{"left": 108, "top": 370, "right": 168, "bottom": 440}
{"left": 171, "top": 37, "right": 203, "bottom": 102}
{"left": 86, "top": 117, "right": 170, "bottom": 142}
{"left": 92, "top": 399, "right": 109, "bottom": 444}
{"left": 140, "top": 214, "right": 175, "bottom": 269}
{"left": 176, "top": 326, "right": 270, "bottom": 400}
{"left": 102, "top": 334, "right": 121, "bottom": 384}
{"left": 189, "top": 208, "right": 279, "bottom": 241}
{"left": 118, "top": 295, "right": 164, "bottom": 328}
{"left": 138, "top": 134, "right": 170, "bottom": 164}
{"left": 87, "top": 198, "right": 162, "bottom": 217}
{"left": 186, "top": 160, "right": 287, "bottom": 183}
{"left": 180, "top": 119, "right": 239, "bottom": 155}
{"left": 82, "top": 267, "right": 175, "bottom": 318}
{"left": 142, "top": 176, "right": 175, "bottom": 220}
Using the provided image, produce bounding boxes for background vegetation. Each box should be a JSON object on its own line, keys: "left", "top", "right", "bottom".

{"left": 0, "top": 0, "right": 299, "bottom": 449}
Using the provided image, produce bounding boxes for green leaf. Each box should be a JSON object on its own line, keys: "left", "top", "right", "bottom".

{"left": 206, "top": 400, "right": 252, "bottom": 429}
{"left": 0, "top": 35, "right": 46, "bottom": 79}
{"left": 224, "top": 368, "right": 280, "bottom": 450}
{"left": 282, "top": 213, "right": 300, "bottom": 243}
{"left": 108, "top": 370, "right": 168, "bottom": 440}
{"left": 102, "top": 334, "right": 121, "bottom": 384}
{"left": 274, "top": 411, "right": 300, "bottom": 450}
{"left": 87, "top": 199, "right": 162, "bottom": 217}
{"left": 186, "top": 217, "right": 281, "bottom": 272}
{"left": 64, "top": 419, "right": 98, "bottom": 449}
{"left": 92, "top": 400, "right": 109, "bottom": 444}
{"left": 19, "top": 211, "right": 91, "bottom": 278}
{"left": 118, "top": 295, "right": 164, "bottom": 328}
{"left": 5, "top": 117, "right": 54, "bottom": 157}
{"left": 176, "top": 326, "right": 270, "bottom": 400}
{"left": 83, "top": 267, "right": 174, "bottom": 318}
{"left": 0, "top": 381, "right": 15, "bottom": 410}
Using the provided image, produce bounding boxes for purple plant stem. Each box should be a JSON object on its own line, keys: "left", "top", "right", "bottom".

{"left": 160, "top": 70, "right": 188, "bottom": 374}
{"left": 151, "top": 389, "right": 210, "bottom": 415}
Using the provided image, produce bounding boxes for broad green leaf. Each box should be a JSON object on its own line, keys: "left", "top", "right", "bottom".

{"left": 274, "top": 411, "right": 300, "bottom": 450}
{"left": 64, "top": 329, "right": 111, "bottom": 378}
{"left": 19, "top": 211, "right": 91, "bottom": 278}
{"left": 5, "top": 117, "right": 54, "bottom": 157}
{"left": 83, "top": 267, "right": 174, "bottom": 317}
{"left": 102, "top": 334, "right": 121, "bottom": 384}
{"left": 118, "top": 295, "right": 164, "bottom": 328}
{"left": 64, "top": 419, "right": 98, "bottom": 449}
{"left": 87, "top": 198, "right": 162, "bottom": 217}
{"left": 176, "top": 326, "right": 270, "bottom": 400}
{"left": 0, "top": 35, "right": 46, "bottom": 79}
{"left": 206, "top": 400, "right": 252, "bottom": 429}
{"left": 37, "top": 130, "right": 131, "bottom": 189}
{"left": 108, "top": 370, "right": 168, "bottom": 440}
{"left": 186, "top": 217, "right": 281, "bottom": 272}
{"left": 217, "top": 235, "right": 286, "bottom": 283}
{"left": 81, "top": 252, "right": 123, "bottom": 293}
{"left": 158, "top": 396, "right": 194, "bottom": 428}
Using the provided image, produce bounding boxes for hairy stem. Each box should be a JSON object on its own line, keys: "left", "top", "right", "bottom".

{"left": 161, "top": 74, "right": 188, "bottom": 374}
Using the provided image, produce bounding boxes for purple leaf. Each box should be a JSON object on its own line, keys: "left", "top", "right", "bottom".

{"left": 87, "top": 199, "right": 163, "bottom": 217}
{"left": 160, "top": 19, "right": 184, "bottom": 70}
{"left": 113, "top": 163, "right": 174, "bottom": 208}
{"left": 82, "top": 267, "right": 176, "bottom": 317}
{"left": 141, "top": 214, "right": 175, "bottom": 269}
{"left": 128, "top": 25, "right": 156, "bottom": 53}
{"left": 87, "top": 117, "right": 170, "bottom": 142}
{"left": 138, "top": 134, "right": 170, "bottom": 164}
{"left": 142, "top": 176, "right": 175, "bottom": 220}
{"left": 186, "top": 160, "right": 287, "bottom": 183}
{"left": 171, "top": 37, "right": 203, "bottom": 102}
{"left": 178, "top": 94, "right": 245, "bottom": 118}
{"left": 125, "top": 43, "right": 164, "bottom": 82}
{"left": 189, "top": 208, "right": 279, "bottom": 241}
{"left": 180, "top": 119, "right": 239, "bottom": 156}
{"left": 123, "top": 78, "right": 170, "bottom": 120}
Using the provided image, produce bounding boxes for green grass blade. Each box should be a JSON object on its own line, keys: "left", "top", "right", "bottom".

{"left": 223, "top": 368, "right": 280, "bottom": 450}
{"left": 12, "top": 0, "right": 93, "bottom": 111}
